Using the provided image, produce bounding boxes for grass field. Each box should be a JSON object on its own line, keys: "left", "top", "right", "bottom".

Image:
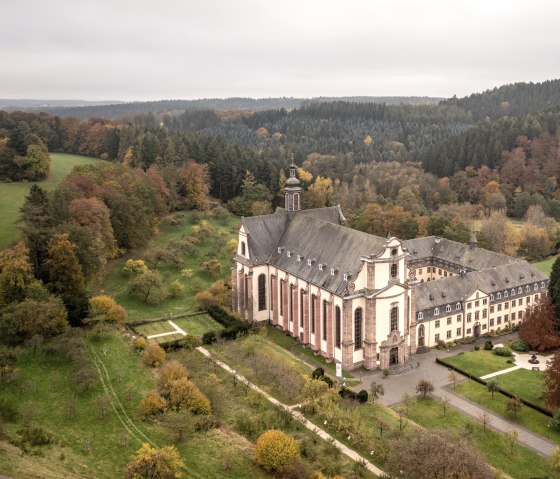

{"left": 453, "top": 379, "right": 558, "bottom": 443}
{"left": 489, "top": 368, "right": 545, "bottom": 407}
{"left": 406, "top": 397, "right": 550, "bottom": 479}
{"left": 442, "top": 349, "right": 514, "bottom": 377}
{"left": 534, "top": 255, "right": 557, "bottom": 275}
{"left": 0, "top": 152, "right": 98, "bottom": 249}
{"left": 132, "top": 314, "right": 222, "bottom": 340}
{"left": 100, "top": 211, "right": 238, "bottom": 321}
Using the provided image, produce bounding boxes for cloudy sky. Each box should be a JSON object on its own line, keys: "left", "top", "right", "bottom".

{"left": 3, "top": 0, "right": 560, "bottom": 101}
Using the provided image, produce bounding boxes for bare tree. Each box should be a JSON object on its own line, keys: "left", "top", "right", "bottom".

{"left": 448, "top": 370, "right": 459, "bottom": 388}
{"left": 478, "top": 411, "right": 493, "bottom": 432}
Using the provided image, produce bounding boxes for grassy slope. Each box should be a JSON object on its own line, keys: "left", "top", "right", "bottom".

{"left": 534, "top": 255, "right": 557, "bottom": 275}
{"left": 407, "top": 397, "right": 549, "bottom": 479}
{"left": 0, "top": 153, "right": 98, "bottom": 249}
{"left": 442, "top": 349, "right": 515, "bottom": 377}
{"left": 453, "top": 379, "right": 558, "bottom": 443}
{"left": 100, "top": 212, "right": 238, "bottom": 322}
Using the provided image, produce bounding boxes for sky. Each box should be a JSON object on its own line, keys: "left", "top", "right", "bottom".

{"left": 2, "top": 0, "right": 560, "bottom": 101}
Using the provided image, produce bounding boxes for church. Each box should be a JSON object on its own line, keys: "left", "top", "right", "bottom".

{"left": 232, "top": 164, "right": 549, "bottom": 371}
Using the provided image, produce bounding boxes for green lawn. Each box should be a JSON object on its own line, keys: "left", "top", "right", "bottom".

{"left": 0, "top": 152, "right": 99, "bottom": 249}
{"left": 534, "top": 255, "right": 557, "bottom": 275}
{"left": 100, "top": 211, "right": 238, "bottom": 322}
{"left": 453, "top": 379, "right": 558, "bottom": 443}
{"left": 442, "top": 349, "right": 514, "bottom": 377}
{"left": 491, "top": 368, "right": 546, "bottom": 407}
{"left": 134, "top": 321, "right": 177, "bottom": 337}
{"left": 172, "top": 314, "right": 223, "bottom": 337}
{"left": 406, "top": 397, "right": 550, "bottom": 479}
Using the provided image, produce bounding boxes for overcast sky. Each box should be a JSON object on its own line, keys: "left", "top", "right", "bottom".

{"left": 2, "top": 0, "right": 560, "bottom": 101}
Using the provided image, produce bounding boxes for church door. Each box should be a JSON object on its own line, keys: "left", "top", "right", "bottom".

{"left": 418, "top": 324, "right": 425, "bottom": 347}
{"left": 389, "top": 347, "right": 399, "bottom": 365}
{"left": 474, "top": 323, "right": 481, "bottom": 337}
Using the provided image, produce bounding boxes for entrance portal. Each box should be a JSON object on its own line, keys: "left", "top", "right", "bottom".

{"left": 389, "top": 347, "right": 399, "bottom": 365}
{"left": 474, "top": 323, "right": 481, "bottom": 337}
{"left": 418, "top": 324, "right": 425, "bottom": 347}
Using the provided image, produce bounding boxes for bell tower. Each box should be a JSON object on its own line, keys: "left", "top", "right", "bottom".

{"left": 285, "top": 160, "right": 302, "bottom": 215}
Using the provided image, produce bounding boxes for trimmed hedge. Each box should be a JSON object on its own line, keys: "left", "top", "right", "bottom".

{"left": 203, "top": 304, "right": 250, "bottom": 344}
{"left": 493, "top": 346, "right": 512, "bottom": 357}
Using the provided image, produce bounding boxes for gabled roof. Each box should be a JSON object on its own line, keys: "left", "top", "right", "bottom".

{"left": 270, "top": 214, "right": 385, "bottom": 296}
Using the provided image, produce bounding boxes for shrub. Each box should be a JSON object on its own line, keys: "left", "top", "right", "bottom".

{"left": 168, "top": 280, "right": 185, "bottom": 299}
{"left": 510, "top": 339, "right": 530, "bottom": 352}
{"left": 312, "top": 367, "right": 325, "bottom": 379}
{"left": 0, "top": 398, "right": 18, "bottom": 422}
{"left": 158, "top": 361, "right": 188, "bottom": 396}
{"left": 383, "top": 369, "right": 390, "bottom": 378}
{"left": 549, "top": 410, "right": 560, "bottom": 431}
{"left": 169, "top": 377, "right": 212, "bottom": 415}
{"left": 202, "top": 331, "right": 217, "bottom": 344}
{"left": 254, "top": 429, "right": 300, "bottom": 473}
{"left": 339, "top": 386, "right": 357, "bottom": 400}
{"left": 139, "top": 391, "right": 167, "bottom": 419}
{"left": 162, "top": 335, "right": 203, "bottom": 352}
{"left": 88, "top": 295, "right": 127, "bottom": 324}
{"left": 484, "top": 340, "right": 493, "bottom": 350}
{"left": 143, "top": 343, "right": 166, "bottom": 367}
{"left": 494, "top": 347, "right": 512, "bottom": 357}
{"left": 133, "top": 337, "right": 147, "bottom": 351}
{"left": 125, "top": 444, "right": 183, "bottom": 479}
{"left": 357, "top": 390, "right": 369, "bottom": 403}
{"left": 474, "top": 345, "right": 480, "bottom": 351}
{"left": 207, "top": 304, "right": 244, "bottom": 328}
{"left": 322, "top": 375, "right": 334, "bottom": 388}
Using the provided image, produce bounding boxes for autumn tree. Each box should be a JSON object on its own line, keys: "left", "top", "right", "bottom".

{"left": 128, "top": 270, "right": 168, "bottom": 304}
{"left": 385, "top": 429, "right": 493, "bottom": 479}
{"left": 44, "top": 233, "right": 88, "bottom": 324}
{"left": 139, "top": 390, "right": 167, "bottom": 419}
{"left": 158, "top": 360, "right": 189, "bottom": 397}
{"left": 303, "top": 176, "right": 333, "bottom": 209}
{"left": 479, "top": 211, "right": 519, "bottom": 255}
{"left": 550, "top": 256, "right": 560, "bottom": 318}
{"left": 169, "top": 377, "right": 211, "bottom": 415}
{"left": 201, "top": 259, "right": 221, "bottom": 278}
{"left": 415, "top": 379, "right": 434, "bottom": 398}
{"left": 125, "top": 443, "right": 184, "bottom": 479}
{"left": 506, "top": 396, "right": 523, "bottom": 417}
{"left": 88, "top": 295, "right": 127, "bottom": 324}
{"left": 0, "top": 242, "right": 35, "bottom": 306}
{"left": 178, "top": 160, "right": 210, "bottom": 210}
{"left": 194, "top": 280, "right": 231, "bottom": 309}
{"left": 254, "top": 429, "right": 300, "bottom": 473}
{"left": 369, "top": 381, "right": 385, "bottom": 403}
{"left": 143, "top": 343, "right": 166, "bottom": 368}
{"left": 519, "top": 296, "right": 560, "bottom": 351}
{"left": 544, "top": 352, "right": 560, "bottom": 409}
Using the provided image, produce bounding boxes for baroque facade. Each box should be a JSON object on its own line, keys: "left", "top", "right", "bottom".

{"left": 232, "top": 164, "right": 549, "bottom": 371}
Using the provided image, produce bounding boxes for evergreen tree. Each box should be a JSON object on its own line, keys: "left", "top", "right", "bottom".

{"left": 550, "top": 256, "right": 560, "bottom": 319}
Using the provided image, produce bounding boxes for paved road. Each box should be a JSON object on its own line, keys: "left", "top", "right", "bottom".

{"left": 353, "top": 333, "right": 557, "bottom": 457}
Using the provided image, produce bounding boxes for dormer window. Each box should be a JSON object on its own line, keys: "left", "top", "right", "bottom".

{"left": 287, "top": 251, "right": 292, "bottom": 258}
{"left": 518, "top": 287, "right": 522, "bottom": 294}
{"left": 511, "top": 289, "right": 515, "bottom": 296}
{"left": 490, "top": 294, "right": 494, "bottom": 301}
{"left": 297, "top": 254, "right": 304, "bottom": 262}
{"left": 417, "top": 312, "right": 423, "bottom": 320}
{"left": 541, "top": 281, "right": 545, "bottom": 288}
{"left": 456, "top": 303, "right": 461, "bottom": 310}
{"left": 277, "top": 247, "right": 284, "bottom": 254}
{"left": 330, "top": 268, "right": 335, "bottom": 275}
{"left": 534, "top": 283, "right": 538, "bottom": 291}
{"left": 497, "top": 292, "right": 501, "bottom": 299}
{"left": 504, "top": 290, "right": 508, "bottom": 298}
{"left": 434, "top": 308, "right": 440, "bottom": 316}
{"left": 307, "top": 259, "right": 312, "bottom": 266}
{"left": 319, "top": 264, "right": 324, "bottom": 271}
{"left": 446, "top": 305, "right": 451, "bottom": 313}
{"left": 525, "top": 285, "right": 530, "bottom": 293}
{"left": 343, "top": 273, "right": 352, "bottom": 281}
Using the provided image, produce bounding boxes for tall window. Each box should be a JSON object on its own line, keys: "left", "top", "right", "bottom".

{"left": 391, "top": 263, "right": 398, "bottom": 278}
{"left": 390, "top": 306, "right": 398, "bottom": 332}
{"left": 311, "top": 295, "right": 316, "bottom": 333}
{"left": 289, "top": 285, "right": 294, "bottom": 322}
{"left": 335, "top": 306, "right": 341, "bottom": 348}
{"left": 270, "top": 276, "right": 274, "bottom": 311}
{"left": 258, "top": 274, "right": 266, "bottom": 311}
{"left": 279, "top": 280, "right": 284, "bottom": 315}
{"left": 323, "top": 300, "right": 328, "bottom": 340}
{"left": 418, "top": 324, "right": 425, "bottom": 339}
{"left": 300, "top": 289, "right": 304, "bottom": 327}
{"left": 293, "top": 193, "right": 299, "bottom": 210}
{"left": 354, "top": 308, "right": 363, "bottom": 350}
{"left": 241, "top": 241, "right": 246, "bottom": 256}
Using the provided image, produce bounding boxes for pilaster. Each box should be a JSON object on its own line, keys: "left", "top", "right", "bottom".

{"left": 367, "top": 262, "right": 375, "bottom": 289}
{"left": 246, "top": 273, "right": 254, "bottom": 323}
{"left": 341, "top": 298, "right": 354, "bottom": 371}
{"left": 364, "top": 296, "right": 377, "bottom": 370}
{"left": 326, "top": 296, "right": 333, "bottom": 360}
{"left": 272, "top": 275, "right": 278, "bottom": 326}
{"left": 293, "top": 280, "right": 299, "bottom": 339}
{"left": 231, "top": 266, "right": 238, "bottom": 313}
{"left": 303, "top": 289, "right": 310, "bottom": 345}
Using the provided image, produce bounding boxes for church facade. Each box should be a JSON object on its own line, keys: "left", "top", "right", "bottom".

{"left": 232, "top": 164, "right": 549, "bottom": 371}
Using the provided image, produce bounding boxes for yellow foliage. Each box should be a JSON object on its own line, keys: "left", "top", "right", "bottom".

{"left": 256, "top": 127, "right": 269, "bottom": 138}
{"left": 126, "top": 443, "right": 184, "bottom": 479}
{"left": 143, "top": 342, "right": 166, "bottom": 367}
{"left": 139, "top": 390, "right": 167, "bottom": 419}
{"left": 123, "top": 259, "right": 149, "bottom": 275}
{"left": 89, "top": 295, "right": 127, "bottom": 324}
{"left": 254, "top": 429, "right": 300, "bottom": 472}
{"left": 169, "top": 377, "right": 212, "bottom": 415}
{"left": 195, "top": 279, "right": 231, "bottom": 309}
{"left": 133, "top": 337, "right": 148, "bottom": 351}
{"left": 297, "top": 167, "right": 313, "bottom": 182}
{"left": 159, "top": 360, "right": 189, "bottom": 396}
{"left": 363, "top": 135, "right": 374, "bottom": 146}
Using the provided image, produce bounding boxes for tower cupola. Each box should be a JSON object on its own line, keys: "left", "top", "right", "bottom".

{"left": 285, "top": 160, "right": 302, "bottom": 214}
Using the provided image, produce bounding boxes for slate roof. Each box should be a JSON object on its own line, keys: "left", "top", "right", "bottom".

{"left": 415, "top": 260, "right": 549, "bottom": 311}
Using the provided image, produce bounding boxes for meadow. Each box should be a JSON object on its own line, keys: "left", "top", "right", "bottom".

{"left": 0, "top": 153, "right": 98, "bottom": 249}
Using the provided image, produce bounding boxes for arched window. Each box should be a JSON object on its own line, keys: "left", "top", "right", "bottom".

{"left": 323, "top": 300, "right": 328, "bottom": 340}
{"left": 293, "top": 193, "right": 300, "bottom": 211}
{"left": 526, "top": 285, "right": 530, "bottom": 293}
{"left": 434, "top": 308, "right": 440, "bottom": 316}
{"left": 497, "top": 292, "right": 501, "bottom": 299}
{"left": 504, "top": 290, "right": 508, "bottom": 298}
{"left": 456, "top": 303, "right": 461, "bottom": 310}
{"left": 241, "top": 241, "right": 246, "bottom": 256}
{"left": 391, "top": 263, "right": 398, "bottom": 278}
{"left": 354, "top": 308, "right": 363, "bottom": 350}
{"left": 518, "top": 287, "right": 522, "bottom": 294}
{"left": 335, "top": 306, "right": 341, "bottom": 349}
{"left": 258, "top": 274, "right": 266, "bottom": 311}
{"left": 511, "top": 289, "right": 515, "bottom": 296}
{"left": 418, "top": 324, "right": 425, "bottom": 338}
{"left": 390, "top": 306, "right": 398, "bottom": 332}
{"left": 417, "top": 312, "right": 423, "bottom": 320}
{"left": 446, "top": 304, "right": 451, "bottom": 313}
{"left": 300, "top": 289, "right": 305, "bottom": 327}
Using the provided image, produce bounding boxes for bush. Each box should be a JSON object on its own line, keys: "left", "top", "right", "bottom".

{"left": 254, "top": 429, "right": 300, "bottom": 473}
{"left": 322, "top": 375, "right": 334, "bottom": 388}
{"left": 339, "top": 386, "right": 357, "bottom": 400}
{"left": 312, "top": 367, "right": 325, "bottom": 379}
{"left": 139, "top": 391, "right": 167, "bottom": 419}
{"left": 484, "top": 340, "right": 493, "bottom": 350}
{"left": 169, "top": 377, "right": 212, "bottom": 415}
{"left": 474, "top": 345, "right": 480, "bottom": 351}
{"left": 0, "top": 398, "right": 18, "bottom": 422}
{"left": 133, "top": 336, "right": 147, "bottom": 351}
{"left": 143, "top": 343, "right": 166, "bottom": 367}
{"left": 163, "top": 335, "right": 203, "bottom": 352}
{"left": 206, "top": 304, "right": 244, "bottom": 328}
{"left": 158, "top": 360, "right": 188, "bottom": 396}
{"left": 510, "top": 339, "right": 530, "bottom": 352}
{"left": 357, "top": 390, "right": 369, "bottom": 403}
{"left": 494, "top": 347, "right": 512, "bottom": 357}
{"left": 202, "top": 331, "right": 217, "bottom": 344}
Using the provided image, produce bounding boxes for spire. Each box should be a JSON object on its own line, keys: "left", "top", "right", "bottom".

{"left": 284, "top": 156, "right": 301, "bottom": 215}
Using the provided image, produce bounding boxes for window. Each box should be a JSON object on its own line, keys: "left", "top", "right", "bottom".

{"left": 456, "top": 303, "right": 461, "bottom": 310}
{"left": 293, "top": 193, "right": 299, "bottom": 210}
{"left": 446, "top": 317, "right": 452, "bottom": 325}
{"left": 497, "top": 292, "right": 501, "bottom": 299}
{"left": 475, "top": 311, "right": 479, "bottom": 320}
{"left": 444, "top": 271, "right": 448, "bottom": 277}
{"left": 418, "top": 268, "right": 423, "bottom": 275}
{"left": 270, "top": 276, "right": 274, "bottom": 311}
{"left": 287, "top": 251, "right": 292, "bottom": 258}
{"left": 308, "top": 259, "right": 312, "bottom": 266}
{"left": 390, "top": 306, "right": 398, "bottom": 332}
{"left": 504, "top": 314, "right": 509, "bottom": 322}
{"left": 467, "top": 313, "right": 472, "bottom": 322}
{"left": 446, "top": 304, "right": 451, "bottom": 313}
{"left": 483, "top": 309, "right": 487, "bottom": 318}
{"left": 534, "top": 283, "right": 539, "bottom": 291}
{"left": 504, "top": 290, "right": 508, "bottom": 298}
{"left": 289, "top": 285, "right": 294, "bottom": 323}
{"left": 490, "top": 318, "right": 495, "bottom": 327}
{"left": 497, "top": 316, "right": 502, "bottom": 325}
{"left": 535, "top": 294, "right": 539, "bottom": 302}
{"left": 435, "top": 320, "right": 440, "bottom": 328}
{"left": 541, "top": 281, "right": 546, "bottom": 288}
{"left": 519, "top": 310, "right": 523, "bottom": 318}
{"left": 300, "top": 289, "right": 304, "bottom": 327}
{"left": 319, "top": 264, "right": 324, "bottom": 271}
{"left": 391, "top": 263, "right": 398, "bottom": 278}
{"left": 446, "top": 330, "right": 452, "bottom": 339}
{"left": 490, "top": 306, "right": 494, "bottom": 313}
{"left": 526, "top": 285, "right": 530, "bottom": 293}
{"left": 527, "top": 296, "right": 531, "bottom": 304}
{"left": 438, "top": 269, "right": 442, "bottom": 275}
{"left": 512, "top": 312, "right": 516, "bottom": 320}
{"left": 467, "top": 328, "right": 471, "bottom": 334}
{"left": 241, "top": 241, "right": 246, "bottom": 256}
{"left": 311, "top": 295, "right": 316, "bottom": 334}
{"left": 354, "top": 308, "right": 363, "bottom": 350}
{"left": 323, "top": 300, "right": 328, "bottom": 340}
{"left": 297, "top": 255, "right": 303, "bottom": 262}
{"left": 457, "top": 315, "right": 461, "bottom": 323}
{"left": 483, "top": 298, "right": 487, "bottom": 305}
{"left": 435, "top": 333, "right": 440, "bottom": 342}
{"left": 335, "top": 306, "right": 341, "bottom": 348}
{"left": 280, "top": 280, "right": 284, "bottom": 315}
{"left": 258, "top": 274, "right": 266, "bottom": 311}
{"left": 504, "top": 301, "right": 509, "bottom": 308}
{"left": 467, "top": 302, "right": 472, "bottom": 309}
{"left": 490, "top": 294, "right": 494, "bottom": 301}
{"left": 518, "top": 287, "right": 522, "bottom": 294}
{"left": 497, "top": 304, "right": 502, "bottom": 312}
{"left": 330, "top": 268, "right": 335, "bottom": 276}
{"left": 434, "top": 308, "right": 440, "bottom": 316}
{"left": 512, "top": 299, "right": 516, "bottom": 307}
{"left": 475, "top": 300, "right": 479, "bottom": 307}
{"left": 482, "top": 324, "right": 487, "bottom": 330}
{"left": 457, "top": 328, "right": 461, "bottom": 336}
{"left": 392, "top": 248, "right": 398, "bottom": 256}
{"left": 511, "top": 289, "right": 515, "bottom": 296}
{"left": 417, "top": 312, "right": 424, "bottom": 320}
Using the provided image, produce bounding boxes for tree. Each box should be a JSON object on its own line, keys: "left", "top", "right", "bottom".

{"left": 440, "top": 396, "right": 450, "bottom": 418}
{"left": 178, "top": 160, "right": 210, "bottom": 210}
{"left": 519, "top": 296, "right": 560, "bottom": 351}
{"left": 504, "top": 429, "right": 519, "bottom": 457}
{"left": 44, "top": 233, "right": 88, "bottom": 324}
{"left": 448, "top": 370, "right": 459, "bottom": 388}
{"left": 479, "top": 211, "right": 519, "bottom": 255}
{"left": 544, "top": 352, "right": 560, "bottom": 409}
{"left": 0, "top": 242, "right": 34, "bottom": 306}
{"left": 88, "top": 295, "right": 127, "bottom": 324}
{"left": 169, "top": 377, "right": 211, "bottom": 415}
{"left": 415, "top": 379, "right": 434, "bottom": 398}
{"left": 0, "top": 347, "right": 18, "bottom": 388}
{"left": 125, "top": 443, "right": 184, "bottom": 479}
{"left": 194, "top": 280, "right": 231, "bottom": 309}
{"left": 401, "top": 392, "right": 416, "bottom": 415}
{"left": 143, "top": 343, "right": 166, "bottom": 368}
{"left": 158, "top": 360, "right": 189, "bottom": 397}
{"left": 385, "top": 429, "right": 493, "bottom": 479}
{"left": 139, "top": 391, "right": 167, "bottom": 419}
{"left": 506, "top": 396, "right": 522, "bottom": 418}
{"left": 479, "top": 411, "right": 492, "bottom": 432}
{"left": 128, "top": 270, "right": 168, "bottom": 304}
{"left": 254, "top": 429, "right": 300, "bottom": 473}
{"left": 550, "top": 256, "right": 560, "bottom": 318}
{"left": 3, "top": 297, "right": 68, "bottom": 340}
{"left": 550, "top": 447, "right": 560, "bottom": 478}
{"left": 201, "top": 259, "right": 221, "bottom": 278}
{"left": 301, "top": 378, "right": 329, "bottom": 414}
{"left": 369, "top": 381, "right": 385, "bottom": 403}
{"left": 486, "top": 379, "right": 499, "bottom": 399}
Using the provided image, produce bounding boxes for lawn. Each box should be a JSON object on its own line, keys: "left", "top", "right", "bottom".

{"left": 442, "top": 349, "right": 514, "bottom": 377}
{"left": 406, "top": 397, "right": 550, "bottom": 479}
{"left": 0, "top": 152, "right": 99, "bottom": 249}
{"left": 172, "top": 314, "right": 223, "bottom": 337}
{"left": 491, "top": 368, "right": 545, "bottom": 407}
{"left": 100, "top": 211, "right": 238, "bottom": 322}
{"left": 534, "top": 255, "right": 557, "bottom": 275}
{"left": 134, "top": 321, "right": 177, "bottom": 337}
{"left": 452, "top": 379, "right": 558, "bottom": 443}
